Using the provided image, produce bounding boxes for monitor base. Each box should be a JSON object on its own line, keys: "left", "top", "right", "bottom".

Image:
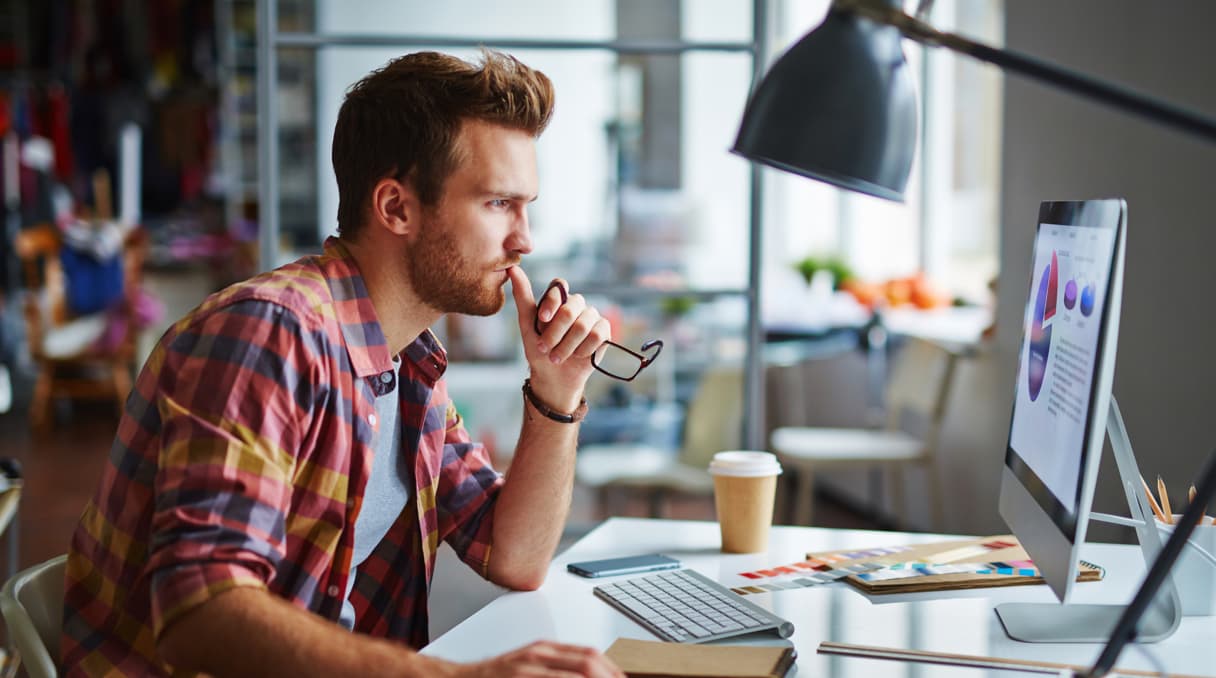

{"left": 994, "top": 601, "right": 1174, "bottom": 643}
{"left": 995, "top": 398, "right": 1181, "bottom": 644}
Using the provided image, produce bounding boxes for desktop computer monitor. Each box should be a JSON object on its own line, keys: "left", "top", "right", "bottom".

{"left": 1000, "top": 199, "right": 1125, "bottom": 604}
{"left": 994, "top": 199, "right": 1180, "bottom": 644}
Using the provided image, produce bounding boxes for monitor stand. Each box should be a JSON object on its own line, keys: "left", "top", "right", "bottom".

{"left": 995, "top": 397, "right": 1181, "bottom": 643}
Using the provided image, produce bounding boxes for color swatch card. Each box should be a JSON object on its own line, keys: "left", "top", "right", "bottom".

{"left": 729, "top": 546, "right": 912, "bottom": 596}
{"left": 856, "top": 560, "right": 1040, "bottom": 583}
{"left": 805, "top": 535, "right": 1103, "bottom": 595}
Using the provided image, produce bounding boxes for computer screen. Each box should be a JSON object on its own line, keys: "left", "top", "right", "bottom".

{"left": 999, "top": 199, "right": 1126, "bottom": 604}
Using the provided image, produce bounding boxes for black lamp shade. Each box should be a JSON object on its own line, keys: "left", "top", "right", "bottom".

{"left": 732, "top": 6, "right": 918, "bottom": 202}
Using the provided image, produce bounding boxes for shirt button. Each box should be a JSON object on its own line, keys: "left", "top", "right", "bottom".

{"left": 368, "top": 413, "right": 378, "bottom": 427}
{"left": 379, "top": 372, "right": 392, "bottom": 384}
{"left": 346, "top": 497, "right": 356, "bottom": 509}
{"left": 327, "top": 585, "right": 341, "bottom": 597}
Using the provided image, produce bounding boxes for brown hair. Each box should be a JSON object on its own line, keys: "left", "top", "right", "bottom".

{"left": 331, "top": 49, "right": 555, "bottom": 237}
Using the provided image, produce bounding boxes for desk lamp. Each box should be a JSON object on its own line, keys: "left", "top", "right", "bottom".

{"left": 732, "top": 0, "right": 1216, "bottom": 202}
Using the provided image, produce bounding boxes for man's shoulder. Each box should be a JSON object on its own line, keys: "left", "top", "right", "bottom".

{"left": 223, "top": 261, "right": 333, "bottom": 313}
{"left": 203, "top": 256, "right": 338, "bottom": 323}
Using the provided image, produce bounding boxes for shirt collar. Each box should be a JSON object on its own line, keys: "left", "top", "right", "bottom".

{"left": 320, "top": 237, "right": 448, "bottom": 381}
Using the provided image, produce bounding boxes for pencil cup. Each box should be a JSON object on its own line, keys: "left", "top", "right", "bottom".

{"left": 709, "top": 451, "right": 782, "bottom": 553}
{"left": 1156, "top": 518, "right": 1216, "bottom": 616}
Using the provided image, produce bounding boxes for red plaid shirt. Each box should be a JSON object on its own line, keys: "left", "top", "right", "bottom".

{"left": 62, "top": 238, "right": 504, "bottom": 676}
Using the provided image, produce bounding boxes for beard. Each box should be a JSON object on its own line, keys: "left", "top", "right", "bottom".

{"left": 406, "top": 218, "right": 514, "bottom": 316}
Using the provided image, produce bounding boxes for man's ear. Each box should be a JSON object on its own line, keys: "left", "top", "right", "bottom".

{"left": 369, "top": 177, "right": 421, "bottom": 237}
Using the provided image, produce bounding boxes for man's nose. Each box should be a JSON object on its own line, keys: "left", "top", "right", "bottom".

{"left": 508, "top": 207, "right": 533, "bottom": 255}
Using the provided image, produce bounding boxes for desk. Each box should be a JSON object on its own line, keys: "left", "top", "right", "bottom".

{"left": 423, "top": 518, "right": 1214, "bottom": 676}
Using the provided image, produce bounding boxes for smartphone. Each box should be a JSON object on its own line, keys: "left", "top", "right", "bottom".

{"left": 567, "top": 554, "right": 681, "bottom": 578}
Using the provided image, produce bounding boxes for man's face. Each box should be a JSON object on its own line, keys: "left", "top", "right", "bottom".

{"left": 406, "top": 120, "right": 537, "bottom": 316}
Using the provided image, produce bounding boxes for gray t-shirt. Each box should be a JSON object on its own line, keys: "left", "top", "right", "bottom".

{"left": 339, "top": 361, "right": 410, "bottom": 629}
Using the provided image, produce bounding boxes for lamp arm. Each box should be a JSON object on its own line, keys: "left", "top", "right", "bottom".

{"left": 837, "top": 0, "right": 1216, "bottom": 144}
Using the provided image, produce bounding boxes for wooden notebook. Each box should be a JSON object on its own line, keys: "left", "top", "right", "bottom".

{"left": 605, "top": 638, "right": 796, "bottom": 678}
{"left": 806, "top": 534, "right": 1103, "bottom": 595}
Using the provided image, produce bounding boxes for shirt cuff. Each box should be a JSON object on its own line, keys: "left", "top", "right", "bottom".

{"left": 151, "top": 561, "right": 270, "bottom": 640}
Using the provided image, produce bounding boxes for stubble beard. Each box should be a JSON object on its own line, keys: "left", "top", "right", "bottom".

{"left": 406, "top": 218, "right": 511, "bottom": 317}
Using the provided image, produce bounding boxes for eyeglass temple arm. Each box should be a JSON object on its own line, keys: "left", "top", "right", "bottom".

{"left": 639, "top": 339, "right": 664, "bottom": 364}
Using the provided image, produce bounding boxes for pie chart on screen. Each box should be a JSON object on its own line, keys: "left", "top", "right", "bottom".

{"left": 1027, "top": 251, "right": 1058, "bottom": 401}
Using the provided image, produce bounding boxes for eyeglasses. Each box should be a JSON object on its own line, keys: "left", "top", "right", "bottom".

{"left": 534, "top": 280, "right": 664, "bottom": 382}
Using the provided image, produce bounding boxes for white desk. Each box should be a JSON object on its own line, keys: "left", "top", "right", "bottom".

{"left": 423, "top": 518, "right": 1215, "bottom": 676}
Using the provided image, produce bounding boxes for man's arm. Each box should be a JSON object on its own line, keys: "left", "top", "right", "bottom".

{"left": 158, "top": 587, "right": 440, "bottom": 677}
{"left": 158, "top": 586, "right": 623, "bottom": 677}
{"left": 488, "top": 267, "right": 610, "bottom": 589}
{"left": 485, "top": 394, "right": 582, "bottom": 589}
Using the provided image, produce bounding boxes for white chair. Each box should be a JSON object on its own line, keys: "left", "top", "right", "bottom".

{"left": 0, "top": 465, "right": 25, "bottom": 606}
{"left": 771, "top": 337, "right": 959, "bottom": 529}
{"left": 0, "top": 474, "right": 20, "bottom": 554}
{"left": 1, "top": 555, "right": 65, "bottom": 678}
{"left": 576, "top": 366, "right": 743, "bottom": 518}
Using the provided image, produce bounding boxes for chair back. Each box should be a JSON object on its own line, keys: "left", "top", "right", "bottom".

{"left": 15, "top": 222, "right": 148, "bottom": 360}
{"left": 883, "top": 338, "right": 959, "bottom": 454}
{"left": 14, "top": 225, "right": 69, "bottom": 344}
{"left": 678, "top": 365, "right": 744, "bottom": 469}
{"left": 1, "top": 555, "right": 66, "bottom": 678}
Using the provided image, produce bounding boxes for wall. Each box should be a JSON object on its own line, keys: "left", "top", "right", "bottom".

{"left": 939, "top": 0, "right": 1216, "bottom": 539}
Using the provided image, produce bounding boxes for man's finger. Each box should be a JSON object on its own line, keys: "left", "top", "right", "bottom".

{"left": 508, "top": 266, "right": 536, "bottom": 332}
{"left": 538, "top": 278, "right": 569, "bottom": 323}
{"left": 571, "top": 318, "right": 612, "bottom": 359}
{"left": 546, "top": 305, "right": 597, "bottom": 363}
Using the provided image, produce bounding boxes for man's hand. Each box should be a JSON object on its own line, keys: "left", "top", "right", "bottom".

{"left": 157, "top": 586, "right": 624, "bottom": 678}
{"left": 508, "top": 266, "right": 610, "bottom": 411}
{"left": 451, "top": 641, "right": 625, "bottom": 678}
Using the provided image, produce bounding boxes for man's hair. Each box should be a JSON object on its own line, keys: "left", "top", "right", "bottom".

{"left": 332, "top": 49, "right": 555, "bottom": 237}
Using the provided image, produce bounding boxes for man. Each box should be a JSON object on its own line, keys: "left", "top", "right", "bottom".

{"left": 62, "top": 50, "right": 624, "bottom": 677}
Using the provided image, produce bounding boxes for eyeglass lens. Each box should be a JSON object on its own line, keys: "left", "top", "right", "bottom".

{"left": 592, "top": 343, "right": 644, "bottom": 380}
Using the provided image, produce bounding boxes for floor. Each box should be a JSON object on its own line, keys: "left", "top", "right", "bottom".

{"left": 0, "top": 398, "right": 117, "bottom": 571}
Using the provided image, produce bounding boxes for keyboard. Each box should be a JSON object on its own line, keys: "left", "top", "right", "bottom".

{"left": 593, "top": 568, "right": 795, "bottom": 643}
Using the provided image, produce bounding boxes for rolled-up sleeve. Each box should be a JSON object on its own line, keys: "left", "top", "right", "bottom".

{"left": 437, "top": 401, "right": 504, "bottom": 578}
{"left": 145, "top": 300, "right": 323, "bottom": 638}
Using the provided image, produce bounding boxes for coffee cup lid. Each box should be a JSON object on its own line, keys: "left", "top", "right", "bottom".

{"left": 708, "top": 450, "right": 782, "bottom": 477}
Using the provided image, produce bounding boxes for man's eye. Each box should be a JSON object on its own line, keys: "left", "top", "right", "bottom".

{"left": 489, "top": 199, "right": 510, "bottom": 209}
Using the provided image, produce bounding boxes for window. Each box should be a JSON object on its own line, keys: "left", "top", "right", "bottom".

{"left": 762, "top": 0, "right": 1003, "bottom": 311}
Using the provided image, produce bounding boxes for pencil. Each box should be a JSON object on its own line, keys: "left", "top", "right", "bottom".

{"left": 1141, "top": 476, "right": 1167, "bottom": 523}
{"left": 1198, "top": 484, "right": 1212, "bottom": 525}
{"left": 1157, "top": 475, "right": 1173, "bottom": 525}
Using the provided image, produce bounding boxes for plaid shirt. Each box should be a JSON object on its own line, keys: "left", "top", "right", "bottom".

{"left": 62, "top": 238, "right": 504, "bottom": 676}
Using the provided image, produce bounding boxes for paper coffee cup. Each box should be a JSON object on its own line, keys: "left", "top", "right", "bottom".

{"left": 709, "top": 451, "right": 782, "bottom": 553}
{"left": 1157, "top": 518, "right": 1216, "bottom": 616}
